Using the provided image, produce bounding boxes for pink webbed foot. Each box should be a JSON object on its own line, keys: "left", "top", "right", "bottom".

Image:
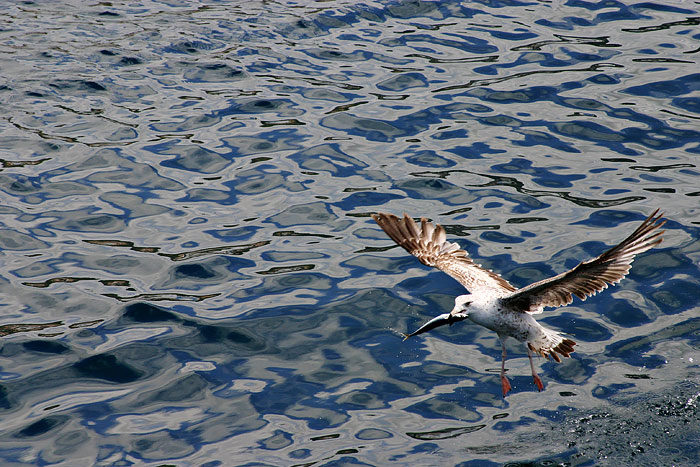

{"left": 527, "top": 346, "right": 545, "bottom": 392}
{"left": 533, "top": 373, "right": 544, "bottom": 392}
{"left": 501, "top": 374, "right": 512, "bottom": 397}
{"left": 500, "top": 340, "right": 512, "bottom": 397}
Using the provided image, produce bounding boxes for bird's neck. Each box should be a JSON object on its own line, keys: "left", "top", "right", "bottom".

{"left": 466, "top": 299, "right": 502, "bottom": 329}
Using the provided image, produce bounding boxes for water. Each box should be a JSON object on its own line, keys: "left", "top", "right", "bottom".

{"left": 1, "top": 1, "right": 699, "bottom": 465}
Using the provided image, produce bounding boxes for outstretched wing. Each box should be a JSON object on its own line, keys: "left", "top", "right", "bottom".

{"left": 502, "top": 210, "right": 665, "bottom": 313}
{"left": 372, "top": 212, "right": 516, "bottom": 295}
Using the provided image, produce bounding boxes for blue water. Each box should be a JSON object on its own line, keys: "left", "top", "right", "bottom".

{"left": 1, "top": 1, "right": 699, "bottom": 465}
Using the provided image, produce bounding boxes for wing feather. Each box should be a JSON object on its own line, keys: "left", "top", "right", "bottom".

{"left": 372, "top": 212, "right": 516, "bottom": 294}
{"left": 502, "top": 209, "right": 665, "bottom": 313}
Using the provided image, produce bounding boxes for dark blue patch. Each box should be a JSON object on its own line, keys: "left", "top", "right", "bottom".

{"left": 73, "top": 355, "right": 142, "bottom": 383}
{"left": 15, "top": 416, "right": 69, "bottom": 438}
{"left": 22, "top": 340, "right": 70, "bottom": 354}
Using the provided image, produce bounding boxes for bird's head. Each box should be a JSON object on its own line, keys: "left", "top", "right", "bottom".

{"left": 401, "top": 294, "right": 472, "bottom": 341}
{"left": 450, "top": 294, "right": 472, "bottom": 318}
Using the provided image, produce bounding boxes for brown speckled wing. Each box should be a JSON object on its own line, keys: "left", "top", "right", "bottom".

{"left": 372, "top": 212, "right": 516, "bottom": 294}
{"left": 503, "top": 209, "right": 665, "bottom": 313}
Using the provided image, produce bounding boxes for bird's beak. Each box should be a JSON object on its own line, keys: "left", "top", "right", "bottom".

{"left": 402, "top": 312, "right": 468, "bottom": 340}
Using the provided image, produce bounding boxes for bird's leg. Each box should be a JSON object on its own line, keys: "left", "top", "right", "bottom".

{"left": 528, "top": 347, "right": 544, "bottom": 392}
{"left": 500, "top": 340, "right": 512, "bottom": 397}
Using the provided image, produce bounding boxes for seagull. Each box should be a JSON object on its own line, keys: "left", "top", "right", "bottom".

{"left": 372, "top": 210, "right": 665, "bottom": 396}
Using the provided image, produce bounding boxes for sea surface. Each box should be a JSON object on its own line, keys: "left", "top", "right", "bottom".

{"left": 1, "top": 1, "right": 700, "bottom": 466}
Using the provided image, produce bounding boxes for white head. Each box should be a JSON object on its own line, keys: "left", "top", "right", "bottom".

{"left": 451, "top": 294, "right": 472, "bottom": 318}
{"left": 403, "top": 294, "right": 472, "bottom": 340}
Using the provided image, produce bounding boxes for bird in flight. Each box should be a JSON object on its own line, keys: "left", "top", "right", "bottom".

{"left": 372, "top": 210, "right": 665, "bottom": 396}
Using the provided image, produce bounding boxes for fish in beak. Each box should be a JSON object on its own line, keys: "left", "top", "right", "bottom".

{"left": 402, "top": 312, "right": 468, "bottom": 340}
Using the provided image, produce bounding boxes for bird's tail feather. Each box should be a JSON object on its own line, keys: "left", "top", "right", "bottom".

{"left": 528, "top": 326, "right": 576, "bottom": 363}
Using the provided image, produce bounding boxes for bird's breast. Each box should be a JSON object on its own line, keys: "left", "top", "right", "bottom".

{"left": 468, "top": 305, "right": 533, "bottom": 341}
